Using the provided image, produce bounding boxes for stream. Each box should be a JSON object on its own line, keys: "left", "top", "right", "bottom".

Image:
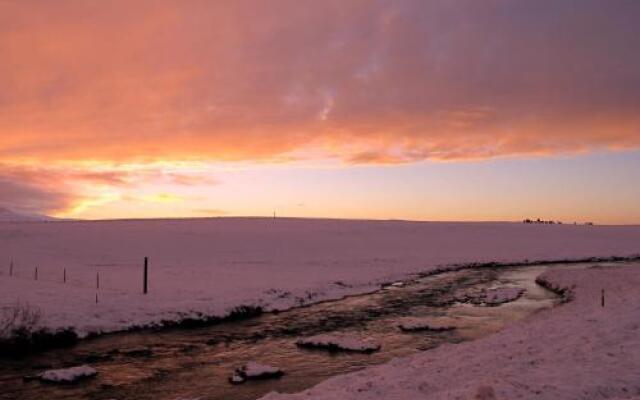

{"left": 1, "top": 262, "right": 591, "bottom": 400}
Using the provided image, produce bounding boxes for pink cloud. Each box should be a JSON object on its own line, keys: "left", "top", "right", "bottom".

{"left": 0, "top": 0, "right": 639, "bottom": 166}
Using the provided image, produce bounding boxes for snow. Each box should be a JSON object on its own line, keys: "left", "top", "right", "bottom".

{"left": 38, "top": 365, "right": 97, "bottom": 383}
{"left": 241, "top": 362, "right": 283, "bottom": 378}
{"left": 230, "top": 361, "right": 284, "bottom": 384}
{"left": 260, "top": 264, "right": 640, "bottom": 400}
{"left": 0, "top": 218, "right": 639, "bottom": 337}
{"left": 382, "top": 281, "right": 406, "bottom": 290}
{"left": 296, "top": 334, "right": 381, "bottom": 353}
{"left": 229, "top": 373, "right": 245, "bottom": 385}
{"left": 397, "top": 317, "right": 457, "bottom": 332}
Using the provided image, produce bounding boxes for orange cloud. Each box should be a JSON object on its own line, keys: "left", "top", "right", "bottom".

{"left": 0, "top": 0, "right": 639, "bottom": 168}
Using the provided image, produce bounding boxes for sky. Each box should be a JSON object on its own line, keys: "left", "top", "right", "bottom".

{"left": 1, "top": 0, "right": 639, "bottom": 223}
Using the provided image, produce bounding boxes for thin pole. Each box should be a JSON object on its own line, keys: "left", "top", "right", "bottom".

{"left": 9, "top": 260, "right": 13, "bottom": 277}
{"left": 63, "top": 268, "right": 66, "bottom": 283}
{"left": 96, "top": 271, "right": 100, "bottom": 289}
{"left": 35, "top": 267, "right": 38, "bottom": 281}
{"left": 601, "top": 289, "right": 605, "bottom": 308}
{"left": 143, "top": 257, "right": 148, "bottom": 295}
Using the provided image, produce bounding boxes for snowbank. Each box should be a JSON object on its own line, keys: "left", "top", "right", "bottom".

{"left": 38, "top": 365, "right": 97, "bottom": 383}
{"left": 296, "top": 334, "right": 381, "bottom": 353}
{"left": 1, "top": 218, "right": 639, "bottom": 337}
{"left": 230, "top": 362, "right": 284, "bottom": 384}
{"left": 261, "top": 264, "right": 640, "bottom": 400}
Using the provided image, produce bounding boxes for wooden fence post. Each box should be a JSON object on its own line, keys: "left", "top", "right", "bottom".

{"left": 143, "top": 257, "right": 148, "bottom": 295}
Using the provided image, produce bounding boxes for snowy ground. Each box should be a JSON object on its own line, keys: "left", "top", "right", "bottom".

{"left": 262, "top": 264, "right": 640, "bottom": 400}
{"left": 1, "top": 218, "right": 639, "bottom": 337}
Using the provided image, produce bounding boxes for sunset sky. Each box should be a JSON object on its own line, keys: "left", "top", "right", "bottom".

{"left": 1, "top": 0, "right": 639, "bottom": 223}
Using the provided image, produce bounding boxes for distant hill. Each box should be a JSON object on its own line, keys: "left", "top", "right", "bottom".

{"left": 0, "top": 207, "right": 56, "bottom": 222}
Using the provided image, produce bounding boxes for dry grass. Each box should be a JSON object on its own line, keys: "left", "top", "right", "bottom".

{"left": 0, "top": 301, "right": 42, "bottom": 339}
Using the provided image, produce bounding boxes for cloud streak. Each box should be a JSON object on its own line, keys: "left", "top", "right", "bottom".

{"left": 0, "top": 0, "right": 639, "bottom": 166}
{"left": 0, "top": 175, "right": 73, "bottom": 215}
{"left": 0, "top": 163, "right": 218, "bottom": 215}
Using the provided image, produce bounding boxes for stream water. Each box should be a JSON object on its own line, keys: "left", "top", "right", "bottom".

{"left": 1, "top": 263, "right": 582, "bottom": 400}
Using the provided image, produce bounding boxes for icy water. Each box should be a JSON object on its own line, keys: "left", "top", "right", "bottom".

{"left": 0, "top": 263, "right": 583, "bottom": 400}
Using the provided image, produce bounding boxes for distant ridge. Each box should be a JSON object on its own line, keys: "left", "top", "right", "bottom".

{"left": 0, "top": 207, "right": 56, "bottom": 222}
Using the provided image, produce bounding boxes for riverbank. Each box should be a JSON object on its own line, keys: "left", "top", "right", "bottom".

{"left": 2, "top": 218, "right": 639, "bottom": 342}
{"left": 262, "top": 263, "right": 640, "bottom": 400}
{"left": 0, "top": 264, "right": 559, "bottom": 400}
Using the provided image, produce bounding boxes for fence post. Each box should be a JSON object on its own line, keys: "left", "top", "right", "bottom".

{"left": 601, "top": 289, "right": 605, "bottom": 308}
{"left": 63, "top": 268, "right": 66, "bottom": 283}
{"left": 143, "top": 257, "right": 148, "bottom": 295}
{"left": 9, "top": 260, "right": 13, "bottom": 277}
{"left": 35, "top": 267, "right": 38, "bottom": 281}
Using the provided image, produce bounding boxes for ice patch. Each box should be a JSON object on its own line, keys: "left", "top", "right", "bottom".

{"left": 229, "top": 362, "right": 284, "bottom": 384}
{"left": 38, "top": 365, "right": 97, "bottom": 383}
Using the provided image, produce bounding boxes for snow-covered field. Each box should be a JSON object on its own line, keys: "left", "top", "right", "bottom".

{"left": 1, "top": 218, "right": 639, "bottom": 337}
{"left": 262, "top": 264, "right": 640, "bottom": 400}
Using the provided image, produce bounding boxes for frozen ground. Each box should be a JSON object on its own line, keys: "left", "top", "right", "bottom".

{"left": 1, "top": 218, "right": 639, "bottom": 337}
{"left": 262, "top": 264, "right": 640, "bottom": 400}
